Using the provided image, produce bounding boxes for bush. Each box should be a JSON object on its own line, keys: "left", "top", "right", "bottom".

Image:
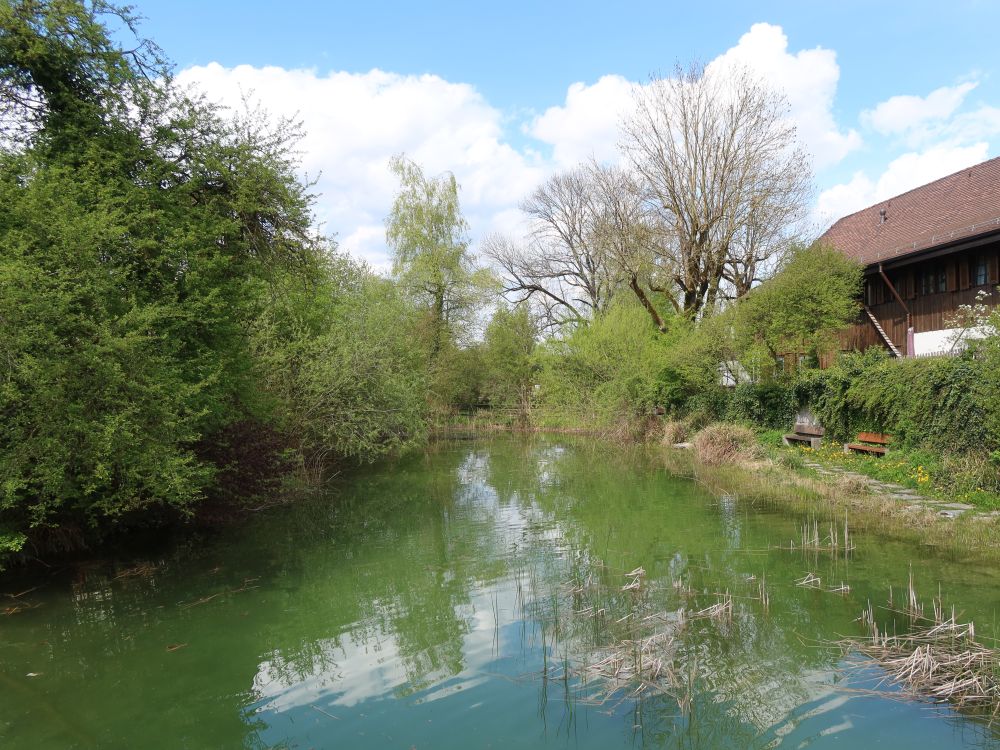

{"left": 725, "top": 382, "right": 797, "bottom": 429}
{"left": 535, "top": 301, "right": 677, "bottom": 423}
{"left": 693, "top": 423, "right": 762, "bottom": 465}
{"left": 662, "top": 420, "right": 688, "bottom": 446}
{"left": 795, "top": 350, "right": 993, "bottom": 453}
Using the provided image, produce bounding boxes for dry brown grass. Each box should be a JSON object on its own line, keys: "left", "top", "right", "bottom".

{"left": 835, "top": 473, "right": 871, "bottom": 496}
{"left": 692, "top": 423, "right": 762, "bottom": 466}
{"left": 661, "top": 419, "right": 688, "bottom": 446}
{"left": 843, "top": 581, "right": 1000, "bottom": 712}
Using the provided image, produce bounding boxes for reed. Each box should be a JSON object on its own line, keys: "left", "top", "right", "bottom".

{"left": 843, "top": 574, "right": 1000, "bottom": 713}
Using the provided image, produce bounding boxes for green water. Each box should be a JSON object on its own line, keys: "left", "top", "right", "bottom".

{"left": 2, "top": 437, "right": 1000, "bottom": 749}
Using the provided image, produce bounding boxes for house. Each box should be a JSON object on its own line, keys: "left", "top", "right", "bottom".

{"left": 818, "top": 157, "right": 1000, "bottom": 358}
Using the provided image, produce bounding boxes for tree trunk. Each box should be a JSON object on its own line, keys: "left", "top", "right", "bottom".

{"left": 629, "top": 275, "right": 667, "bottom": 332}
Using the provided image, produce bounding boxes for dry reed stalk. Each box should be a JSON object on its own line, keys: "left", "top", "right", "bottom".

{"left": 795, "top": 572, "right": 822, "bottom": 589}
{"left": 842, "top": 577, "right": 1000, "bottom": 712}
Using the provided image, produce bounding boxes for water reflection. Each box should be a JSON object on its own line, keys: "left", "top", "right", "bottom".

{"left": 1, "top": 437, "right": 999, "bottom": 749}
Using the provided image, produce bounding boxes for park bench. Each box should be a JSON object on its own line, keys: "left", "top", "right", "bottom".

{"left": 782, "top": 423, "right": 824, "bottom": 450}
{"left": 845, "top": 432, "right": 891, "bottom": 456}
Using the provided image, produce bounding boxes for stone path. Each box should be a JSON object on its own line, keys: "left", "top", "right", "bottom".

{"left": 801, "top": 460, "right": 997, "bottom": 520}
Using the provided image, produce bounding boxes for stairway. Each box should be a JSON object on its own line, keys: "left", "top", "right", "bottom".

{"left": 863, "top": 306, "right": 902, "bottom": 357}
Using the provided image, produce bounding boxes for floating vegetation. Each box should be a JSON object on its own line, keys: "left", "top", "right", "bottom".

{"left": 755, "top": 575, "right": 770, "bottom": 613}
{"left": 621, "top": 567, "right": 645, "bottom": 591}
{"left": 693, "top": 591, "right": 733, "bottom": 624}
{"left": 842, "top": 574, "right": 1000, "bottom": 713}
{"left": 542, "top": 562, "right": 768, "bottom": 713}
{"left": 795, "top": 572, "right": 822, "bottom": 589}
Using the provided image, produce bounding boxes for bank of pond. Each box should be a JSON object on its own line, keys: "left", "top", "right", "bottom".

{"left": 2, "top": 436, "right": 1000, "bottom": 749}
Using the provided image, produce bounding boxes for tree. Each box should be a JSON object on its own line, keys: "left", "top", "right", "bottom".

{"left": 730, "top": 243, "right": 862, "bottom": 369}
{"left": 587, "top": 162, "right": 671, "bottom": 331}
{"left": 249, "top": 256, "right": 428, "bottom": 483}
{"left": 621, "top": 63, "right": 812, "bottom": 317}
{"left": 385, "top": 155, "right": 487, "bottom": 355}
{"left": 0, "top": 0, "right": 167, "bottom": 154}
{"left": 535, "top": 301, "right": 675, "bottom": 422}
{"left": 482, "top": 306, "right": 537, "bottom": 417}
{"left": 1, "top": 1, "right": 425, "bottom": 560}
{"left": 486, "top": 166, "right": 615, "bottom": 330}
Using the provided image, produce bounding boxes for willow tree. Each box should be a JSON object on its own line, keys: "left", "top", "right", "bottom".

{"left": 385, "top": 155, "right": 488, "bottom": 355}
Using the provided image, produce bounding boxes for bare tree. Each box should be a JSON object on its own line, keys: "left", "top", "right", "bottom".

{"left": 621, "top": 63, "right": 812, "bottom": 317}
{"left": 587, "top": 161, "right": 668, "bottom": 331}
{"left": 485, "top": 167, "right": 615, "bottom": 330}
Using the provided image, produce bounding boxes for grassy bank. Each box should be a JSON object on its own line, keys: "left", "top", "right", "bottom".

{"left": 753, "top": 429, "right": 1000, "bottom": 510}
{"left": 659, "top": 424, "right": 1000, "bottom": 564}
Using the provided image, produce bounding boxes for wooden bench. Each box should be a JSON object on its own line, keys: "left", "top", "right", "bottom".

{"left": 783, "top": 423, "right": 824, "bottom": 450}
{"left": 845, "top": 432, "right": 891, "bottom": 456}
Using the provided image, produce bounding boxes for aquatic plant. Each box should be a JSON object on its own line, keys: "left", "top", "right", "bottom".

{"left": 843, "top": 574, "right": 1000, "bottom": 713}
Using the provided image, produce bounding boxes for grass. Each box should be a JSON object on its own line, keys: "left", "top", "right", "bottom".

{"left": 660, "top": 440, "right": 1000, "bottom": 565}
{"left": 779, "top": 440, "right": 1000, "bottom": 510}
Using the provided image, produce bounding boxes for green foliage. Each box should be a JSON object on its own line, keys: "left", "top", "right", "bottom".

{"left": 250, "top": 259, "right": 428, "bottom": 478}
{"left": 795, "top": 350, "right": 991, "bottom": 453}
{"left": 0, "top": 1, "right": 435, "bottom": 564}
{"left": 482, "top": 306, "right": 537, "bottom": 413}
{"left": 430, "top": 341, "right": 486, "bottom": 413}
{"left": 385, "top": 155, "right": 493, "bottom": 354}
{"left": 732, "top": 243, "right": 862, "bottom": 362}
{"left": 724, "top": 382, "right": 797, "bottom": 429}
{"left": 535, "top": 301, "right": 675, "bottom": 422}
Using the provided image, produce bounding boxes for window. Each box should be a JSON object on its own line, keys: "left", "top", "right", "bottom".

{"left": 921, "top": 270, "right": 934, "bottom": 295}
{"left": 974, "top": 256, "right": 989, "bottom": 286}
{"left": 919, "top": 266, "right": 948, "bottom": 294}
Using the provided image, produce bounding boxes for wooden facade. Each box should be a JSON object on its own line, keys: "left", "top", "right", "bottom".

{"left": 837, "top": 236, "right": 1000, "bottom": 358}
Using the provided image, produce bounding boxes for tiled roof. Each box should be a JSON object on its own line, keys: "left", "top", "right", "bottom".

{"left": 818, "top": 157, "right": 1000, "bottom": 266}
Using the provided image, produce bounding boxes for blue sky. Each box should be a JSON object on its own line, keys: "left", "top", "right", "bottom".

{"left": 129, "top": 1, "right": 1000, "bottom": 267}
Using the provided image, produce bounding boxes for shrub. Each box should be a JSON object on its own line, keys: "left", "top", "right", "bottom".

{"left": 535, "top": 301, "right": 677, "bottom": 423}
{"left": 725, "top": 382, "right": 797, "bottom": 429}
{"left": 795, "top": 350, "right": 993, "bottom": 453}
{"left": 693, "top": 423, "right": 762, "bottom": 465}
{"left": 662, "top": 420, "right": 688, "bottom": 446}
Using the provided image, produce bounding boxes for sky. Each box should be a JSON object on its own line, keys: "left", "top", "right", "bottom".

{"left": 127, "top": 0, "right": 1000, "bottom": 269}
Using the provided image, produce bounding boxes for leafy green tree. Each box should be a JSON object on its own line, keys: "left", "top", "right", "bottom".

{"left": 482, "top": 306, "right": 537, "bottom": 417}
{"left": 249, "top": 256, "right": 428, "bottom": 482}
{"left": 0, "top": 1, "right": 432, "bottom": 561}
{"left": 0, "top": 0, "right": 167, "bottom": 154}
{"left": 384, "top": 155, "right": 494, "bottom": 414}
{"left": 730, "top": 243, "right": 862, "bottom": 372}
{"left": 536, "top": 301, "right": 676, "bottom": 423}
{"left": 385, "top": 154, "right": 491, "bottom": 355}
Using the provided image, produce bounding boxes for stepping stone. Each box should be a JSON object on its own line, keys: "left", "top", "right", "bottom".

{"left": 938, "top": 502, "right": 975, "bottom": 511}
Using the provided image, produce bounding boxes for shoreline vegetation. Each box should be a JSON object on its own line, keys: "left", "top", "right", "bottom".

{"left": 431, "top": 415, "right": 1000, "bottom": 563}
{"left": 3, "top": 2, "right": 1000, "bottom": 583}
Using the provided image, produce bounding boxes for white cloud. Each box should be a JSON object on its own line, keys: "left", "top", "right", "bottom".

{"left": 175, "top": 63, "right": 546, "bottom": 269}
{"left": 527, "top": 75, "right": 636, "bottom": 167}
{"left": 528, "top": 23, "right": 860, "bottom": 174}
{"left": 815, "top": 142, "right": 990, "bottom": 225}
{"left": 861, "top": 82, "right": 978, "bottom": 135}
{"left": 707, "top": 23, "right": 861, "bottom": 169}
{"left": 176, "top": 26, "right": 994, "bottom": 270}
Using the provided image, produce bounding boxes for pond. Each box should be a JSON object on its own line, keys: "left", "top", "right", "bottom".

{"left": 2, "top": 437, "right": 1000, "bottom": 749}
